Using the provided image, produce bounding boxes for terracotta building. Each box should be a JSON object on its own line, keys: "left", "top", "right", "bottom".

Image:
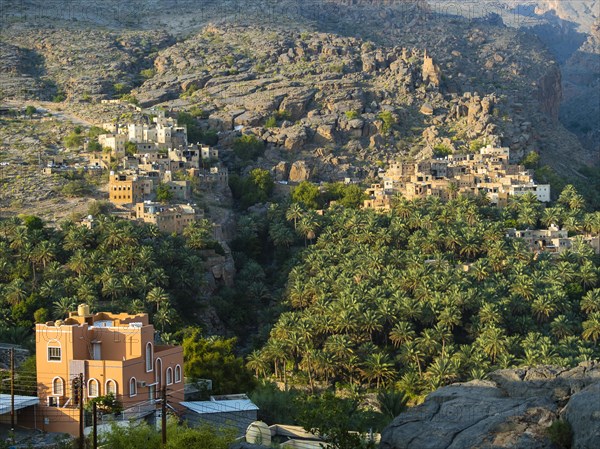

{"left": 35, "top": 306, "right": 184, "bottom": 435}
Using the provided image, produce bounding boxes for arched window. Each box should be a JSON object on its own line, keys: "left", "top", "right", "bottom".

{"left": 88, "top": 379, "right": 99, "bottom": 398}
{"left": 105, "top": 379, "right": 117, "bottom": 395}
{"left": 52, "top": 377, "right": 64, "bottom": 396}
{"left": 129, "top": 378, "right": 137, "bottom": 397}
{"left": 174, "top": 365, "right": 182, "bottom": 383}
{"left": 47, "top": 340, "right": 62, "bottom": 362}
{"left": 166, "top": 367, "right": 173, "bottom": 385}
{"left": 146, "top": 342, "right": 153, "bottom": 372}
{"left": 155, "top": 358, "right": 162, "bottom": 387}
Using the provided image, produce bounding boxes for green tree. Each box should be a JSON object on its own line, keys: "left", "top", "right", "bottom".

{"left": 378, "top": 110, "right": 396, "bottom": 135}
{"left": 291, "top": 181, "right": 321, "bottom": 209}
{"left": 25, "top": 105, "right": 36, "bottom": 117}
{"left": 155, "top": 183, "right": 173, "bottom": 203}
{"left": 297, "top": 392, "right": 378, "bottom": 449}
{"left": 183, "top": 328, "right": 256, "bottom": 395}
{"left": 249, "top": 168, "right": 274, "bottom": 198}
{"left": 233, "top": 134, "right": 265, "bottom": 161}
{"left": 64, "top": 131, "right": 84, "bottom": 149}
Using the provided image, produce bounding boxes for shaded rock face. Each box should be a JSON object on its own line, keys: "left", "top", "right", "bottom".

{"left": 536, "top": 63, "right": 562, "bottom": 121}
{"left": 380, "top": 363, "right": 600, "bottom": 449}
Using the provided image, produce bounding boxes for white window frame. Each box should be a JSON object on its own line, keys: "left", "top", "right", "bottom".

{"left": 146, "top": 342, "right": 153, "bottom": 372}
{"left": 105, "top": 379, "right": 117, "bottom": 396}
{"left": 52, "top": 377, "right": 64, "bottom": 396}
{"left": 174, "top": 365, "right": 182, "bottom": 383}
{"left": 166, "top": 367, "right": 173, "bottom": 386}
{"left": 47, "top": 341, "right": 62, "bottom": 362}
{"left": 129, "top": 377, "right": 137, "bottom": 397}
{"left": 88, "top": 378, "right": 99, "bottom": 398}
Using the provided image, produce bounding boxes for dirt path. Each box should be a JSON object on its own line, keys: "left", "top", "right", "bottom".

{"left": 4, "top": 100, "right": 94, "bottom": 127}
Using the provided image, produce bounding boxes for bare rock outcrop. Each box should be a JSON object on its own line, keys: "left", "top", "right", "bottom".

{"left": 289, "top": 160, "right": 311, "bottom": 182}
{"left": 422, "top": 50, "right": 442, "bottom": 87}
{"left": 380, "top": 363, "right": 600, "bottom": 449}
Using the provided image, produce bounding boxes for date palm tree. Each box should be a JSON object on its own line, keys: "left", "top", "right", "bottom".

{"left": 246, "top": 350, "right": 270, "bottom": 378}
{"left": 389, "top": 321, "right": 415, "bottom": 348}
{"left": 146, "top": 286, "right": 170, "bottom": 312}
{"left": 361, "top": 352, "right": 395, "bottom": 389}
{"left": 582, "top": 312, "right": 600, "bottom": 345}
{"left": 285, "top": 203, "right": 304, "bottom": 230}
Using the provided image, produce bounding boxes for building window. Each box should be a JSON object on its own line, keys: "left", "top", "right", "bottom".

{"left": 166, "top": 367, "right": 173, "bottom": 385}
{"left": 88, "top": 379, "right": 99, "bottom": 398}
{"left": 129, "top": 378, "right": 137, "bottom": 397}
{"left": 47, "top": 342, "right": 61, "bottom": 362}
{"left": 174, "top": 365, "right": 182, "bottom": 383}
{"left": 155, "top": 359, "right": 162, "bottom": 387}
{"left": 146, "top": 343, "right": 153, "bottom": 372}
{"left": 106, "top": 380, "right": 117, "bottom": 395}
{"left": 52, "top": 377, "right": 64, "bottom": 396}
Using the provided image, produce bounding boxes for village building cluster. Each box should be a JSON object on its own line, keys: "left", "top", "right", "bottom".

{"left": 83, "top": 111, "right": 228, "bottom": 234}
{"left": 364, "top": 145, "right": 550, "bottom": 210}
{"left": 505, "top": 225, "right": 600, "bottom": 255}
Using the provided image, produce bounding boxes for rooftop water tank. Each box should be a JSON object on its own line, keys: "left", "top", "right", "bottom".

{"left": 78, "top": 304, "right": 90, "bottom": 317}
{"left": 246, "top": 421, "right": 271, "bottom": 446}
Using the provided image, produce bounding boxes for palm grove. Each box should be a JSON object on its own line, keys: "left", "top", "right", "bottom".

{"left": 246, "top": 186, "right": 600, "bottom": 403}
{"left": 0, "top": 181, "right": 599, "bottom": 425}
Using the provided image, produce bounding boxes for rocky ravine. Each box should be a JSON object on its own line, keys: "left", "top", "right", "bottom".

{"left": 380, "top": 363, "right": 600, "bottom": 449}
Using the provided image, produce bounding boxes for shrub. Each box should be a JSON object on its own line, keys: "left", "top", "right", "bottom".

{"left": 62, "top": 180, "right": 90, "bottom": 197}
{"left": 345, "top": 110, "right": 360, "bottom": 120}
{"left": 120, "top": 94, "right": 139, "bottom": 106}
{"left": 469, "top": 139, "right": 487, "bottom": 152}
{"left": 433, "top": 144, "right": 452, "bottom": 158}
{"left": 189, "top": 106, "right": 208, "bottom": 119}
{"left": 64, "top": 131, "right": 84, "bottom": 149}
{"left": 275, "top": 110, "right": 292, "bottom": 121}
{"left": 140, "top": 68, "right": 156, "bottom": 79}
{"left": 87, "top": 140, "right": 102, "bottom": 152}
{"left": 378, "top": 111, "right": 396, "bottom": 135}
{"left": 264, "top": 116, "right": 277, "bottom": 128}
{"left": 546, "top": 420, "right": 573, "bottom": 449}
{"left": 233, "top": 135, "right": 265, "bottom": 161}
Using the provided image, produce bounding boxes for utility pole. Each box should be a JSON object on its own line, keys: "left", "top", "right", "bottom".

{"left": 161, "top": 385, "right": 167, "bottom": 447}
{"left": 10, "top": 348, "right": 15, "bottom": 432}
{"left": 79, "top": 373, "right": 84, "bottom": 449}
{"left": 92, "top": 401, "right": 97, "bottom": 449}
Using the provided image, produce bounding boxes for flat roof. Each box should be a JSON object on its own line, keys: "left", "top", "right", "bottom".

{"left": 0, "top": 394, "right": 39, "bottom": 414}
{"left": 181, "top": 400, "right": 258, "bottom": 415}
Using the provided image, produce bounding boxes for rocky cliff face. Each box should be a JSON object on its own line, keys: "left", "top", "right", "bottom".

{"left": 380, "top": 363, "right": 600, "bottom": 449}
{"left": 536, "top": 62, "right": 562, "bottom": 121}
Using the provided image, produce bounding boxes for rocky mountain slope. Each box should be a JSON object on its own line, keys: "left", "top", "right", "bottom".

{"left": 432, "top": 0, "right": 599, "bottom": 166}
{"left": 381, "top": 363, "right": 600, "bottom": 449}
{"left": 0, "top": 0, "right": 596, "bottom": 181}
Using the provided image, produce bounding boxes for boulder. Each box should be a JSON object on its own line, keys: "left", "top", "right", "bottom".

{"left": 283, "top": 126, "right": 308, "bottom": 152}
{"left": 381, "top": 364, "right": 600, "bottom": 449}
{"left": 272, "top": 161, "right": 289, "bottom": 181}
{"left": 422, "top": 51, "right": 442, "bottom": 87}
{"left": 562, "top": 383, "right": 600, "bottom": 449}
{"left": 234, "top": 111, "right": 263, "bottom": 127}
{"left": 289, "top": 160, "right": 311, "bottom": 182}
{"left": 279, "top": 89, "right": 316, "bottom": 120}
{"left": 315, "top": 124, "right": 336, "bottom": 144}
{"left": 420, "top": 103, "right": 434, "bottom": 115}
